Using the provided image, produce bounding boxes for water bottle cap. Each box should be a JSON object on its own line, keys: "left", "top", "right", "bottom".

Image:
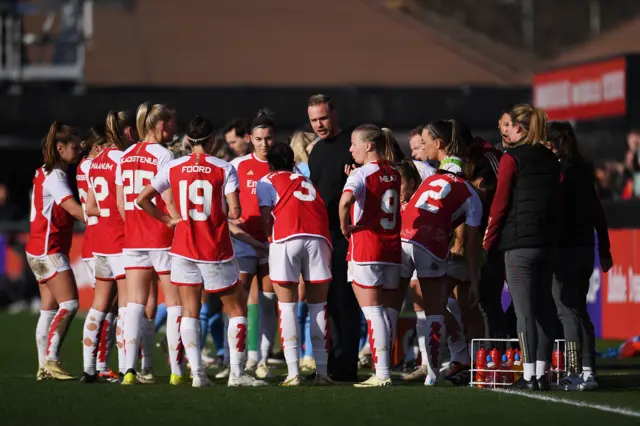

{"left": 502, "top": 354, "right": 508, "bottom": 361}
{"left": 515, "top": 353, "right": 521, "bottom": 360}
{"left": 486, "top": 355, "right": 492, "bottom": 362}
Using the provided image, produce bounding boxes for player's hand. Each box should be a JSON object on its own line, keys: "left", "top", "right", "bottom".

{"left": 600, "top": 255, "right": 613, "bottom": 273}
{"left": 166, "top": 217, "right": 182, "bottom": 228}
{"left": 229, "top": 218, "right": 245, "bottom": 227}
{"left": 344, "top": 164, "right": 357, "bottom": 177}
{"left": 450, "top": 242, "right": 465, "bottom": 259}
{"left": 341, "top": 224, "right": 362, "bottom": 239}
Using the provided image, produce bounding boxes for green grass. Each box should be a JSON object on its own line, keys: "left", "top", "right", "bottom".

{"left": 1, "top": 312, "right": 639, "bottom": 426}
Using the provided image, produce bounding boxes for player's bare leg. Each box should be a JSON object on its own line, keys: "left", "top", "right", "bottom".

{"left": 385, "top": 277, "right": 411, "bottom": 360}
{"left": 418, "top": 276, "right": 455, "bottom": 386}
{"left": 257, "top": 264, "right": 276, "bottom": 379}
{"left": 157, "top": 273, "right": 184, "bottom": 383}
{"left": 401, "top": 280, "right": 429, "bottom": 381}
{"left": 82, "top": 278, "right": 116, "bottom": 382}
{"left": 42, "top": 270, "right": 79, "bottom": 380}
{"left": 221, "top": 283, "right": 267, "bottom": 387}
{"left": 352, "top": 285, "right": 391, "bottom": 387}
{"left": 36, "top": 283, "right": 57, "bottom": 380}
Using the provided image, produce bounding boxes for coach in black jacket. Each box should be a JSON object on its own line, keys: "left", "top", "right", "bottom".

{"left": 483, "top": 104, "right": 560, "bottom": 391}
{"left": 546, "top": 122, "right": 612, "bottom": 391}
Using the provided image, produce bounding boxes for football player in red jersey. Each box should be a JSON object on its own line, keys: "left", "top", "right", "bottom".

{"left": 400, "top": 120, "right": 484, "bottom": 386}
{"left": 230, "top": 110, "right": 278, "bottom": 377}
{"left": 137, "top": 114, "right": 267, "bottom": 387}
{"left": 82, "top": 111, "right": 136, "bottom": 382}
{"left": 338, "top": 125, "right": 401, "bottom": 387}
{"left": 119, "top": 102, "right": 183, "bottom": 385}
{"left": 257, "top": 143, "right": 333, "bottom": 386}
{"left": 26, "top": 122, "right": 85, "bottom": 380}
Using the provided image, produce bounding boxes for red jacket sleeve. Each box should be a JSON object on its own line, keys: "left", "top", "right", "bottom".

{"left": 483, "top": 153, "right": 517, "bottom": 251}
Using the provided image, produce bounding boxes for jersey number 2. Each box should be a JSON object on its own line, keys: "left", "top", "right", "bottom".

{"left": 122, "top": 170, "right": 155, "bottom": 211}
{"left": 415, "top": 178, "right": 451, "bottom": 213}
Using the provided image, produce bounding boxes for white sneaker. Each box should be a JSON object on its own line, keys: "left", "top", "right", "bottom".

{"left": 192, "top": 373, "right": 213, "bottom": 388}
{"left": 300, "top": 356, "right": 316, "bottom": 374}
{"left": 354, "top": 374, "right": 392, "bottom": 388}
{"left": 215, "top": 365, "right": 230, "bottom": 379}
{"left": 228, "top": 373, "right": 268, "bottom": 387}
{"left": 245, "top": 358, "right": 258, "bottom": 372}
{"left": 280, "top": 375, "right": 302, "bottom": 387}
{"left": 255, "top": 361, "right": 274, "bottom": 379}
{"left": 201, "top": 348, "right": 216, "bottom": 366}
{"left": 137, "top": 368, "right": 155, "bottom": 384}
{"left": 401, "top": 366, "right": 428, "bottom": 381}
{"left": 579, "top": 374, "right": 599, "bottom": 391}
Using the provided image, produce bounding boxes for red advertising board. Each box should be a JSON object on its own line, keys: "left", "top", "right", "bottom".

{"left": 533, "top": 57, "right": 627, "bottom": 121}
{"left": 602, "top": 229, "right": 640, "bottom": 340}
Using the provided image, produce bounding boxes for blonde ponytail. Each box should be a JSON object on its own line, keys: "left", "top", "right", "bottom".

{"left": 136, "top": 101, "right": 152, "bottom": 141}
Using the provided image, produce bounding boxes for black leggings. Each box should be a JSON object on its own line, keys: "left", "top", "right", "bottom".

{"left": 552, "top": 246, "right": 596, "bottom": 372}
{"left": 504, "top": 248, "right": 556, "bottom": 365}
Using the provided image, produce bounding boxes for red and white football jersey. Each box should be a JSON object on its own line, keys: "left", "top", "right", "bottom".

{"left": 257, "top": 171, "right": 331, "bottom": 245}
{"left": 401, "top": 171, "right": 482, "bottom": 260}
{"left": 77, "top": 157, "right": 98, "bottom": 260}
{"left": 88, "top": 148, "right": 125, "bottom": 255}
{"left": 26, "top": 167, "right": 75, "bottom": 257}
{"left": 343, "top": 161, "right": 401, "bottom": 264}
{"left": 120, "top": 142, "right": 174, "bottom": 250}
{"left": 151, "top": 153, "right": 239, "bottom": 263}
{"left": 230, "top": 153, "right": 271, "bottom": 243}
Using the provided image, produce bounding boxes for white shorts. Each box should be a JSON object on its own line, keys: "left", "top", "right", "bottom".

{"left": 401, "top": 242, "right": 446, "bottom": 279}
{"left": 269, "top": 237, "right": 332, "bottom": 285}
{"left": 83, "top": 258, "right": 96, "bottom": 287}
{"left": 124, "top": 250, "right": 171, "bottom": 275}
{"left": 95, "top": 254, "right": 126, "bottom": 282}
{"left": 349, "top": 262, "right": 399, "bottom": 290}
{"left": 447, "top": 258, "right": 469, "bottom": 282}
{"left": 170, "top": 256, "right": 240, "bottom": 293}
{"left": 26, "top": 253, "right": 71, "bottom": 284}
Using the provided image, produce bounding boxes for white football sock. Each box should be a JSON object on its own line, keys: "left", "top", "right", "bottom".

{"left": 228, "top": 316, "right": 248, "bottom": 377}
{"left": 180, "top": 317, "right": 202, "bottom": 376}
{"left": 362, "top": 305, "right": 390, "bottom": 380}
{"left": 536, "top": 360, "right": 547, "bottom": 379}
{"left": 278, "top": 302, "right": 300, "bottom": 379}
{"left": 97, "top": 312, "right": 116, "bottom": 372}
{"left": 423, "top": 314, "right": 445, "bottom": 380}
{"left": 223, "top": 314, "right": 230, "bottom": 364}
{"left": 415, "top": 311, "right": 428, "bottom": 368}
{"left": 386, "top": 307, "right": 399, "bottom": 354}
{"left": 82, "top": 308, "right": 106, "bottom": 375}
{"left": 46, "top": 299, "right": 78, "bottom": 361}
{"left": 259, "top": 291, "right": 277, "bottom": 363}
{"left": 308, "top": 302, "right": 329, "bottom": 376}
{"left": 166, "top": 306, "right": 184, "bottom": 376}
{"left": 124, "top": 303, "right": 144, "bottom": 371}
{"left": 141, "top": 318, "right": 155, "bottom": 370}
{"left": 36, "top": 309, "right": 57, "bottom": 367}
{"left": 524, "top": 362, "right": 535, "bottom": 381}
{"left": 116, "top": 307, "right": 127, "bottom": 374}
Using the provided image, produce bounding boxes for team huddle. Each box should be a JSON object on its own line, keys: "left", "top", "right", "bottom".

{"left": 26, "top": 95, "right": 513, "bottom": 389}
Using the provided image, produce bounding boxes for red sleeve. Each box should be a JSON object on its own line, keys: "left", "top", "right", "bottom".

{"left": 590, "top": 184, "right": 611, "bottom": 257}
{"left": 483, "top": 153, "right": 517, "bottom": 251}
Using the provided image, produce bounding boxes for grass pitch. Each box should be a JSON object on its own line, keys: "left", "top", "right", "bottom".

{"left": 1, "top": 312, "right": 639, "bottom": 426}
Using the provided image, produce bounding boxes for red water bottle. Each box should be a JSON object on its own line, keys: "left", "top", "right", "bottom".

{"left": 490, "top": 347, "right": 500, "bottom": 364}
{"left": 486, "top": 355, "right": 497, "bottom": 387}
{"left": 552, "top": 348, "right": 565, "bottom": 380}
{"left": 506, "top": 348, "right": 515, "bottom": 363}
{"left": 475, "top": 347, "right": 487, "bottom": 387}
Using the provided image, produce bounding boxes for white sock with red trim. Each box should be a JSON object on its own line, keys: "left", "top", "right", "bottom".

{"left": 36, "top": 309, "right": 57, "bottom": 367}
{"left": 361, "top": 305, "right": 390, "bottom": 380}
{"left": 97, "top": 312, "right": 116, "bottom": 372}
{"left": 278, "top": 302, "right": 300, "bottom": 380}
{"left": 116, "top": 307, "right": 127, "bottom": 374}
{"left": 166, "top": 306, "right": 184, "bottom": 376}
{"left": 424, "top": 314, "right": 445, "bottom": 380}
{"left": 386, "top": 307, "right": 399, "bottom": 355}
{"left": 180, "top": 317, "right": 202, "bottom": 377}
{"left": 45, "top": 299, "right": 78, "bottom": 362}
{"left": 308, "top": 302, "right": 329, "bottom": 377}
{"left": 228, "top": 316, "right": 248, "bottom": 377}
{"left": 83, "top": 308, "right": 106, "bottom": 375}
{"left": 124, "top": 303, "right": 144, "bottom": 371}
{"left": 415, "top": 310, "right": 428, "bottom": 368}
